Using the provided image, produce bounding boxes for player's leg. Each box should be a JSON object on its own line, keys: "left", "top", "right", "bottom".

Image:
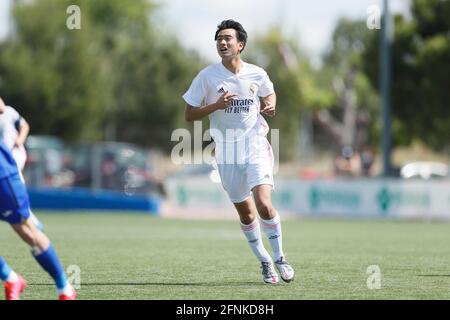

{"left": 216, "top": 160, "right": 273, "bottom": 263}
{"left": 252, "top": 184, "right": 295, "bottom": 282}
{"left": 28, "top": 212, "right": 44, "bottom": 231}
{"left": 247, "top": 135, "right": 295, "bottom": 282}
{"left": 0, "top": 256, "right": 27, "bottom": 300}
{"left": 0, "top": 256, "right": 17, "bottom": 283}
{"left": 252, "top": 184, "right": 282, "bottom": 258}
{"left": 3, "top": 173, "right": 76, "bottom": 299}
{"left": 246, "top": 136, "right": 283, "bottom": 260}
{"left": 215, "top": 153, "right": 278, "bottom": 284}
{"left": 234, "top": 197, "right": 272, "bottom": 263}
{"left": 10, "top": 218, "right": 77, "bottom": 300}
{"left": 233, "top": 198, "right": 279, "bottom": 284}
{"left": 0, "top": 175, "right": 29, "bottom": 300}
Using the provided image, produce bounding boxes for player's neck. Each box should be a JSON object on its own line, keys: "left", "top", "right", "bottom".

{"left": 221, "top": 57, "right": 242, "bottom": 74}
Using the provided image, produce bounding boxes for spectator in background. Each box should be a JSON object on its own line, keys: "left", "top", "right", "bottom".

{"left": 101, "top": 152, "right": 118, "bottom": 190}
{"left": 360, "top": 145, "right": 375, "bottom": 177}
{"left": 334, "top": 145, "right": 361, "bottom": 177}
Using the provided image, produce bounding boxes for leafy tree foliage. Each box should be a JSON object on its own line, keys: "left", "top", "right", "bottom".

{"left": 0, "top": 0, "right": 202, "bottom": 150}
{"left": 247, "top": 28, "right": 332, "bottom": 160}
{"left": 363, "top": 0, "right": 450, "bottom": 150}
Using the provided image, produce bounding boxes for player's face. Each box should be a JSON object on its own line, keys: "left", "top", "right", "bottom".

{"left": 216, "top": 29, "right": 244, "bottom": 59}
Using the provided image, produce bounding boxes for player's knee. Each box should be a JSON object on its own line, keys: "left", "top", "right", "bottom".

{"left": 13, "top": 223, "right": 40, "bottom": 247}
{"left": 256, "top": 202, "right": 274, "bottom": 218}
{"left": 239, "top": 211, "right": 256, "bottom": 225}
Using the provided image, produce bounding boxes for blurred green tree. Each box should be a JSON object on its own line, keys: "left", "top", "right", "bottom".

{"left": 315, "top": 18, "right": 380, "bottom": 153}
{"left": 363, "top": 0, "right": 450, "bottom": 150}
{"left": 0, "top": 0, "right": 203, "bottom": 150}
{"left": 0, "top": 0, "right": 113, "bottom": 141}
{"left": 247, "top": 27, "right": 333, "bottom": 160}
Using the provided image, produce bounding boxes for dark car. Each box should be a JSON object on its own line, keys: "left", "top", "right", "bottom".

{"left": 24, "top": 135, "right": 73, "bottom": 187}
{"left": 68, "top": 142, "right": 165, "bottom": 196}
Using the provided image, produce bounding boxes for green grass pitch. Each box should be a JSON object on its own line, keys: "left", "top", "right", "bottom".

{"left": 1, "top": 212, "right": 449, "bottom": 300}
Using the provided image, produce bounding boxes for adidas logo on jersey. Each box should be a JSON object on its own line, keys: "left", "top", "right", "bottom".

{"left": 217, "top": 87, "right": 225, "bottom": 94}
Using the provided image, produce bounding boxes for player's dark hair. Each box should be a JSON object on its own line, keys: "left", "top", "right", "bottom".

{"left": 214, "top": 20, "right": 248, "bottom": 52}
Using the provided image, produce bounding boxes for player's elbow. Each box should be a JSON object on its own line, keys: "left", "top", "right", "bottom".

{"left": 184, "top": 105, "right": 196, "bottom": 122}
{"left": 185, "top": 111, "right": 194, "bottom": 122}
{"left": 23, "top": 122, "right": 30, "bottom": 132}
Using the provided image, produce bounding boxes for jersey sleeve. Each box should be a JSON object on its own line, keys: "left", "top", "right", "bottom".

{"left": 258, "top": 70, "right": 275, "bottom": 97}
{"left": 182, "top": 71, "right": 207, "bottom": 108}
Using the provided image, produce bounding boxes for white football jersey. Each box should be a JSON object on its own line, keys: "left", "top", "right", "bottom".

{"left": 0, "top": 105, "right": 27, "bottom": 170}
{"left": 183, "top": 61, "right": 274, "bottom": 143}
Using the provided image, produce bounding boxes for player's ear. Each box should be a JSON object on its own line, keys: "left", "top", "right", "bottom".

{"left": 238, "top": 41, "right": 245, "bottom": 53}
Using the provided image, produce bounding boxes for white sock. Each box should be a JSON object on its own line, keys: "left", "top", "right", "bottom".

{"left": 58, "top": 283, "right": 73, "bottom": 296}
{"left": 260, "top": 213, "right": 285, "bottom": 262}
{"left": 6, "top": 270, "right": 19, "bottom": 283}
{"left": 240, "top": 219, "right": 272, "bottom": 263}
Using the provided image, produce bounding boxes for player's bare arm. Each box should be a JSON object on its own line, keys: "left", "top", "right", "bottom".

{"left": 14, "top": 120, "right": 30, "bottom": 148}
{"left": 184, "top": 91, "right": 237, "bottom": 122}
{"left": 261, "top": 93, "right": 277, "bottom": 117}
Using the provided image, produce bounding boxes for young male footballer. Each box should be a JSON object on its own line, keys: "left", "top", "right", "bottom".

{"left": 182, "top": 20, "right": 295, "bottom": 284}
{"left": 0, "top": 142, "right": 76, "bottom": 300}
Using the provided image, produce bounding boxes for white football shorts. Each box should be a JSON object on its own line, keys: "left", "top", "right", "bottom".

{"left": 215, "top": 135, "right": 274, "bottom": 203}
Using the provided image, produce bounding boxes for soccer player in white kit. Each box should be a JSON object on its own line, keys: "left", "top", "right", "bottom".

{"left": 183, "top": 20, "right": 294, "bottom": 284}
{"left": 0, "top": 97, "right": 44, "bottom": 230}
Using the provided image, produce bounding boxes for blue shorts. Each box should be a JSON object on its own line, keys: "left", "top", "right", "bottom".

{"left": 0, "top": 173, "right": 31, "bottom": 224}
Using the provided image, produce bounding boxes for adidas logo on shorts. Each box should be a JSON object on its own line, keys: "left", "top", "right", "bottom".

{"left": 217, "top": 87, "right": 225, "bottom": 94}
{"left": 1, "top": 210, "right": 13, "bottom": 218}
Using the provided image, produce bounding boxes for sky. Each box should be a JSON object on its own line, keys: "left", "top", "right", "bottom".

{"left": 157, "top": 0, "right": 410, "bottom": 63}
{"left": 0, "top": 0, "right": 410, "bottom": 62}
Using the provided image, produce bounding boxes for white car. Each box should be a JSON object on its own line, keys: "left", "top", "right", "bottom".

{"left": 400, "top": 161, "right": 449, "bottom": 180}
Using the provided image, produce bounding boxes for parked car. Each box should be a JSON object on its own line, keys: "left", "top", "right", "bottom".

{"left": 400, "top": 161, "right": 449, "bottom": 180}
{"left": 24, "top": 135, "right": 73, "bottom": 187}
{"left": 168, "top": 162, "right": 221, "bottom": 183}
{"left": 68, "top": 141, "right": 165, "bottom": 196}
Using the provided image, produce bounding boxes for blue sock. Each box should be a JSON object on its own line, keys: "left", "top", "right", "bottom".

{"left": 32, "top": 244, "right": 68, "bottom": 290}
{"left": 0, "top": 256, "right": 13, "bottom": 281}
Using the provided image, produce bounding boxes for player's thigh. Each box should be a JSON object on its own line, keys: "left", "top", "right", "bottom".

{"left": 252, "top": 184, "right": 275, "bottom": 218}
{"left": 0, "top": 174, "right": 31, "bottom": 225}
{"left": 247, "top": 160, "right": 274, "bottom": 196}
{"left": 246, "top": 136, "right": 274, "bottom": 191}
{"left": 252, "top": 184, "right": 273, "bottom": 203}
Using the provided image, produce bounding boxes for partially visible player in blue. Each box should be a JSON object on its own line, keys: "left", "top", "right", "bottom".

{"left": 0, "top": 142, "right": 76, "bottom": 300}
{"left": 0, "top": 97, "right": 44, "bottom": 231}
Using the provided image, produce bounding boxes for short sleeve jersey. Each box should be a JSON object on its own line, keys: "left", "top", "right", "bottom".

{"left": 183, "top": 61, "right": 274, "bottom": 143}
{"left": 0, "top": 106, "right": 26, "bottom": 150}
{"left": 0, "top": 142, "right": 19, "bottom": 179}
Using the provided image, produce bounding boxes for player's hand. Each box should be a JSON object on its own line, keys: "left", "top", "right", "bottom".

{"left": 216, "top": 91, "right": 237, "bottom": 110}
{"left": 261, "top": 101, "right": 276, "bottom": 117}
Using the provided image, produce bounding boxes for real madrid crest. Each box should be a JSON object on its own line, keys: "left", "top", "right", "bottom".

{"left": 249, "top": 83, "right": 258, "bottom": 95}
